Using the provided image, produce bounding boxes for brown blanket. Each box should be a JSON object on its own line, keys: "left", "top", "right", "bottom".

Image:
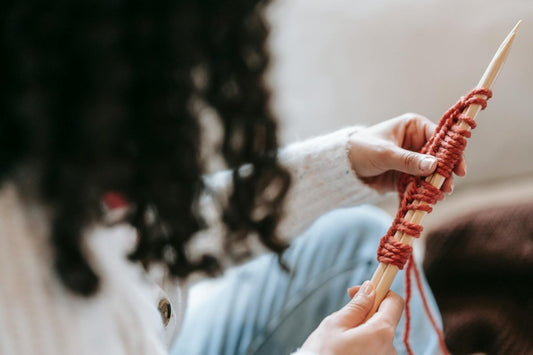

{"left": 423, "top": 201, "right": 533, "bottom": 355}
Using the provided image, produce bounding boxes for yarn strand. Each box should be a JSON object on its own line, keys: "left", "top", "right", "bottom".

{"left": 376, "top": 88, "right": 492, "bottom": 355}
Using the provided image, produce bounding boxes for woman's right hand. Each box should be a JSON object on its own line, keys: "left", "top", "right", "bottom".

{"left": 299, "top": 281, "right": 404, "bottom": 355}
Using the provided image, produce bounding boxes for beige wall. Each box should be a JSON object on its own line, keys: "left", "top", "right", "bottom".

{"left": 266, "top": 0, "right": 533, "bottom": 189}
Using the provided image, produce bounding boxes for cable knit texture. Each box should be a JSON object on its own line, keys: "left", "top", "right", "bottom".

{"left": 0, "top": 127, "right": 380, "bottom": 355}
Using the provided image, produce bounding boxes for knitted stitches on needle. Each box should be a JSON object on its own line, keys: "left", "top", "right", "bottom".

{"left": 376, "top": 88, "right": 492, "bottom": 355}
{"left": 377, "top": 88, "right": 492, "bottom": 270}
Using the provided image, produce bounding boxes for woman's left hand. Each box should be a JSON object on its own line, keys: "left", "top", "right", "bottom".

{"left": 348, "top": 113, "right": 466, "bottom": 194}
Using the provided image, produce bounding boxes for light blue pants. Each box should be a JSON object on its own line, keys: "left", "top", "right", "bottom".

{"left": 172, "top": 206, "right": 442, "bottom": 355}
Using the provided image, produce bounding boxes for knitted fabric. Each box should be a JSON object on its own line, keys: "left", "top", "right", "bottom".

{"left": 376, "top": 88, "right": 492, "bottom": 355}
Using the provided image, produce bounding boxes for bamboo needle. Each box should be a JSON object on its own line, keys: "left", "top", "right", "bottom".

{"left": 366, "top": 20, "right": 522, "bottom": 320}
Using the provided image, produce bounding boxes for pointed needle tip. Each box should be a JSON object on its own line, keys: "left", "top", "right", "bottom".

{"left": 512, "top": 20, "right": 523, "bottom": 35}
{"left": 477, "top": 20, "right": 521, "bottom": 90}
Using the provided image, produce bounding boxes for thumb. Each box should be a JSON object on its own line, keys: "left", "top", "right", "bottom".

{"left": 335, "top": 281, "right": 375, "bottom": 328}
{"left": 388, "top": 146, "right": 437, "bottom": 176}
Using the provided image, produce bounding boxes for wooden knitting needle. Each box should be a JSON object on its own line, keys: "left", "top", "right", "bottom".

{"left": 366, "top": 20, "right": 522, "bottom": 319}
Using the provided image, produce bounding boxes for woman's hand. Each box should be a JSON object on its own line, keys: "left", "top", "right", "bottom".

{"left": 300, "top": 281, "right": 403, "bottom": 355}
{"left": 348, "top": 113, "right": 466, "bottom": 194}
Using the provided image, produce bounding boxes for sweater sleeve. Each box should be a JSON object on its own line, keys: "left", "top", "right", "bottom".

{"left": 276, "top": 126, "right": 381, "bottom": 239}
{"left": 202, "top": 126, "right": 381, "bottom": 241}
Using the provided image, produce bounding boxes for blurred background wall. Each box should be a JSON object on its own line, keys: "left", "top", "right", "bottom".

{"left": 265, "top": 0, "right": 533, "bottom": 227}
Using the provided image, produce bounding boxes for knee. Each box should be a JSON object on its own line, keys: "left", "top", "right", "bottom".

{"left": 285, "top": 205, "right": 392, "bottom": 277}
{"left": 319, "top": 205, "right": 390, "bottom": 236}
{"left": 312, "top": 205, "right": 392, "bottom": 252}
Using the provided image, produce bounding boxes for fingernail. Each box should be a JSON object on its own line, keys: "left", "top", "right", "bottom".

{"left": 360, "top": 281, "right": 374, "bottom": 297}
{"left": 420, "top": 157, "right": 437, "bottom": 171}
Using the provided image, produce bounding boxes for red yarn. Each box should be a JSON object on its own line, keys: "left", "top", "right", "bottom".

{"left": 377, "top": 234, "right": 412, "bottom": 269}
{"left": 103, "top": 192, "right": 129, "bottom": 210}
{"left": 410, "top": 257, "right": 449, "bottom": 353}
{"left": 376, "top": 88, "right": 492, "bottom": 355}
{"left": 403, "top": 256, "right": 414, "bottom": 355}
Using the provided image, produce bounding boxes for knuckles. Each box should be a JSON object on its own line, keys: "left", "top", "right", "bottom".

{"left": 401, "top": 151, "right": 419, "bottom": 169}
{"left": 369, "top": 321, "right": 396, "bottom": 343}
{"left": 389, "top": 292, "right": 405, "bottom": 310}
{"left": 400, "top": 112, "right": 427, "bottom": 123}
{"left": 320, "top": 313, "right": 338, "bottom": 328}
{"left": 344, "top": 300, "right": 371, "bottom": 316}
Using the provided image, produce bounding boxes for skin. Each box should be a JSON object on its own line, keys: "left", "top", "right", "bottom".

{"left": 301, "top": 282, "right": 403, "bottom": 355}
{"left": 301, "top": 113, "right": 466, "bottom": 354}
{"left": 348, "top": 113, "right": 466, "bottom": 194}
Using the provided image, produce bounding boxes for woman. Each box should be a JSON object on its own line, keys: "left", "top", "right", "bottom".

{"left": 0, "top": 1, "right": 460, "bottom": 354}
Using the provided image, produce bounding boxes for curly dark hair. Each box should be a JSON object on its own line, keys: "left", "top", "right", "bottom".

{"left": 0, "top": 0, "right": 291, "bottom": 296}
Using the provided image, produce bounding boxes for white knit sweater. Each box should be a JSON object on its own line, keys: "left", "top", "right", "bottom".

{"left": 0, "top": 127, "right": 381, "bottom": 355}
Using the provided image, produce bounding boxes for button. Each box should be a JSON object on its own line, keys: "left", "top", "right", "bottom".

{"left": 158, "top": 298, "right": 172, "bottom": 327}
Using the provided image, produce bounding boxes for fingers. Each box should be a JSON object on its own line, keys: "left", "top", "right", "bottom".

{"left": 335, "top": 281, "right": 375, "bottom": 328}
{"left": 441, "top": 156, "right": 467, "bottom": 194}
{"left": 454, "top": 157, "right": 467, "bottom": 176}
{"left": 418, "top": 114, "right": 437, "bottom": 144}
{"left": 351, "top": 113, "right": 468, "bottom": 194}
{"left": 384, "top": 147, "right": 466, "bottom": 195}
{"left": 441, "top": 178, "right": 454, "bottom": 194}
{"left": 397, "top": 113, "right": 437, "bottom": 151}
{"left": 411, "top": 114, "right": 467, "bottom": 180}
{"left": 302, "top": 285, "right": 400, "bottom": 355}
{"left": 347, "top": 286, "right": 360, "bottom": 299}
{"left": 385, "top": 146, "right": 437, "bottom": 177}
{"left": 424, "top": 120, "right": 436, "bottom": 140}
{"left": 367, "top": 291, "right": 404, "bottom": 328}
